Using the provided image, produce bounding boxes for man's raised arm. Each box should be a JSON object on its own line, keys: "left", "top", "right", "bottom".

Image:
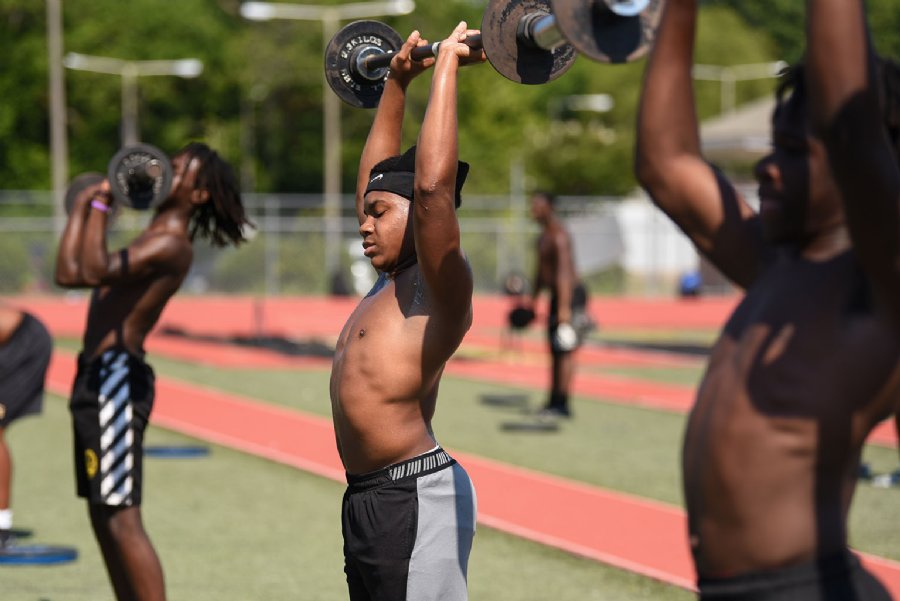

{"left": 54, "top": 181, "right": 94, "bottom": 287}
{"left": 355, "top": 31, "right": 434, "bottom": 224}
{"left": 635, "top": 0, "right": 765, "bottom": 289}
{"left": 414, "top": 22, "right": 483, "bottom": 317}
{"left": 806, "top": 0, "right": 900, "bottom": 328}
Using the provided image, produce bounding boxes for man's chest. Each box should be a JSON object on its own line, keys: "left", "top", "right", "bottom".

{"left": 707, "top": 283, "right": 899, "bottom": 418}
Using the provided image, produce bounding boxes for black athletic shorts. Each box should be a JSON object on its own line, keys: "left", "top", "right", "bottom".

{"left": 70, "top": 348, "right": 155, "bottom": 507}
{"left": 698, "top": 551, "right": 893, "bottom": 600}
{"left": 342, "top": 447, "right": 477, "bottom": 601}
{"left": 0, "top": 313, "right": 52, "bottom": 428}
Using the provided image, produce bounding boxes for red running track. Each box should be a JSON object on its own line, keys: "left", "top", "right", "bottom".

{"left": 17, "top": 294, "right": 897, "bottom": 449}
{"left": 43, "top": 350, "right": 900, "bottom": 595}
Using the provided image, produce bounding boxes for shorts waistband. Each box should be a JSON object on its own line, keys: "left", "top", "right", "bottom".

{"left": 346, "top": 447, "right": 456, "bottom": 492}
{"left": 698, "top": 551, "right": 860, "bottom": 597}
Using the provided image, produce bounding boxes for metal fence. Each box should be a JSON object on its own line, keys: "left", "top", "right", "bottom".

{"left": 0, "top": 189, "right": 731, "bottom": 298}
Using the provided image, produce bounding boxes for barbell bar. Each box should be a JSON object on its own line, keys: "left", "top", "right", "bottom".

{"left": 325, "top": 0, "right": 665, "bottom": 108}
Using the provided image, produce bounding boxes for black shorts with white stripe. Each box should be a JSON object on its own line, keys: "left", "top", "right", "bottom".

{"left": 70, "top": 348, "right": 155, "bottom": 507}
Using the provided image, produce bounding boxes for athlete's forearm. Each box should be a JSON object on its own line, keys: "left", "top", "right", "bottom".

{"left": 356, "top": 78, "right": 408, "bottom": 222}
{"left": 54, "top": 194, "right": 92, "bottom": 287}
{"left": 80, "top": 200, "right": 116, "bottom": 285}
{"left": 806, "top": 0, "right": 873, "bottom": 130}
{"left": 635, "top": 0, "right": 702, "bottom": 180}
{"left": 416, "top": 52, "right": 460, "bottom": 202}
{"left": 414, "top": 44, "right": 474, "bottom": 314}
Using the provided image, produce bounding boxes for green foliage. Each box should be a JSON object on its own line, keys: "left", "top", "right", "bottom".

{"left": 0, "top": 234, "right": 34, "bottom": 292}
{"left": 713, "top": 0, "right": 900, "bottom": 63}
{"left": 582, "top": 264, "right": 627, "bottom": 296}
{"left": 278, "top": 232, "right": 329, "bottom": 293}
{"left": 208, "top": 239, "right": 266, "bottom": 292}
{"left": 7, "top": 0, "right": 896, "bottom": 199}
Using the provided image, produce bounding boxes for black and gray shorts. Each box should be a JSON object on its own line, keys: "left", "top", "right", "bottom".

{"left": 0, "top": 313, "right": 52, "bottom": 428}
{"left": 70, "top": 348, "right": 155, "bottom": 507}
{"left": 342, "top": 447, "right": 477, "bottom": 601}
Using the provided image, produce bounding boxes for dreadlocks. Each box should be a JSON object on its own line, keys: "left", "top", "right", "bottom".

{"left": 177, "top": 142, "right": 252, "bottom": 247}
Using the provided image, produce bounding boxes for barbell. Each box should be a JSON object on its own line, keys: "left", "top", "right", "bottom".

{"left": 324, "top": 0, "right": 665, "bottom": 108}
{"left": 65, "top": 143, "right": 173, "bottom": 215}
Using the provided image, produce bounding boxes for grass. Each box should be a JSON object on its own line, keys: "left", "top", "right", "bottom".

{"left": 39, "top": 338, "right": 900, "bottom": 598}
{"left": 3, "top": 394, "right": 693, "bottom": 601}
{"left": 590, "top": 365, "right": 706, "bottom": 387}
{"left": 592, "top": 328, "right": 720, "bottom": 346}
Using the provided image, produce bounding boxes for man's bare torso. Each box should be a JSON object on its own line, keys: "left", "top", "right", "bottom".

{"left": 82, "top": 231, "right": 190, "bottom": 360}
{"left": 537, "top": 223, "right": 572, "bottom": 294}
{"left": 685, "top": 250, "right": 900, "bottom": 577}
{"left": 330, "top": 267, "right": 469, "bottom": 475}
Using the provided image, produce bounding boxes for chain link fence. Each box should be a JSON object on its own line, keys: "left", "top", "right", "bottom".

{"left": 0, "top": 189, "right": 733, "bottom": 298}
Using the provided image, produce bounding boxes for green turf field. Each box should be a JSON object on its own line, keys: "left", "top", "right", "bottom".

{"left": 3, "top": 394, "right": 693, "bottom": 601}
{"left": 12, "top": 340, "right": 897, "bottom": 600}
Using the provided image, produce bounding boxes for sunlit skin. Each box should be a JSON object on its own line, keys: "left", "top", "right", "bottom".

{"left": 54, "top": 149, "right": 220, "bottom": 601}
{"left": 56, "top": 153, "right": 207, "bottom": 359}
{"left": 330, "top": 23, "right": 484, "bottom": 475}
{"left": 524, "top": 193, "right": 578, "bottom": 409}
{"left": 330, "top": 190, "right": 446, "bottom": 474}
{"left": 636, "top": 0, "right": 900, "bottom": 579}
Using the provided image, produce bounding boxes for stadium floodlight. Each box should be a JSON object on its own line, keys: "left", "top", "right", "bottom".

{"left": 239, "top": 1, "right": 416, "bottom": 284}
{"left": 64, "top": 53, "right": 204, "bottom": 145}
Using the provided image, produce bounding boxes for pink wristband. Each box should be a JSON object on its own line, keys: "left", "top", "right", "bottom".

{"left": 91, "top": 199, "right": 110, "bottom": 213}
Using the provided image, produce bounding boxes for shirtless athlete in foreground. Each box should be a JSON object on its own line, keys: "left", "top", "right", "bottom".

{"left": 635, "top": 0, "right": 900, "bottom": 598}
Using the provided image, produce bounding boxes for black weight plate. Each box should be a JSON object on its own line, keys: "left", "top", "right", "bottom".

{"left": 325, "top": 20, "right": 404, "bottom": 109}
{"left": 64, "top": 172, "right": 104, "bottom": 216}
{"left": 482, "top": 0, "right": 577, "bottom": 84}
{"left": 552, "top": 0, "right": 664, "bottom": 63}
{"left": 108, "top": 143, "right": 173, "bottom": 210}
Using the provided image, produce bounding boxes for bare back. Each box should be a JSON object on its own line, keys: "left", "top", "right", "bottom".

{"left": 685, "top": 250, "right": 900, "bottom": 576}
{"left": 330, "top": 268, "right": 471, "bottom": 474}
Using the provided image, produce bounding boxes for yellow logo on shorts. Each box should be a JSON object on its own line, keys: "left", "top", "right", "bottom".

{"left": 85, "top": 449, "right": 99, "bottom": 479}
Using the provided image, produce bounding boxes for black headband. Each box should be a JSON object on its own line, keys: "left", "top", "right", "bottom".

{"left": 364, "top": 170, "right": 415, "bottom": 201}
{"left": 365, "top": 146, "right": 469, "bottom": 208}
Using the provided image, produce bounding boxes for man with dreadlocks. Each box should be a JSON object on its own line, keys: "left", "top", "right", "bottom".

{"left": 635, "top": 0, "right": 899, "bottom": 598}
{"left": 329, "top": 22, "right": 484, "bottom": 601}
{"left": 55, "top": 142, "right": 250, "bottom": 601}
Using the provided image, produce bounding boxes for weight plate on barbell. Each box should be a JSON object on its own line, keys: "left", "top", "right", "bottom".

{"left": 64, "top": 171, "right": 104, "bottom": 216}
{"left": 482, "top": 0, "right": 577, "bottom": 84}
{"left": 108, "top": 143, "right": 173, "bottom": 211}
{"left": 325, "top": 20, "right": 405, "bottom": 109}
{"left": 552, "top": 0, "right": 664, "bottom": 63}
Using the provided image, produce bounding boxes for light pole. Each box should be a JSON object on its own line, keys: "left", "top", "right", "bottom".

{"left": 240, "top": 0, "right": 415, "bottom": 287}
{"left": 547, "top": 93, "right": 615, "bottom": 120}
{"left": 47, "top": 0, "right": 68, "bottom": 237}
{"left": 693, "top": 61, "right": 787, "bottom": 115}
{"left": 64, "top": 53, "right": 204, "bottom": 146}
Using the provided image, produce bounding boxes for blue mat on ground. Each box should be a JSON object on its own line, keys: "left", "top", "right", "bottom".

{"left": 0, "top": 544, "right": 78, "bottom": 565}
{"left": 144, "top": 445, "right": 210, "bottom": 458}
